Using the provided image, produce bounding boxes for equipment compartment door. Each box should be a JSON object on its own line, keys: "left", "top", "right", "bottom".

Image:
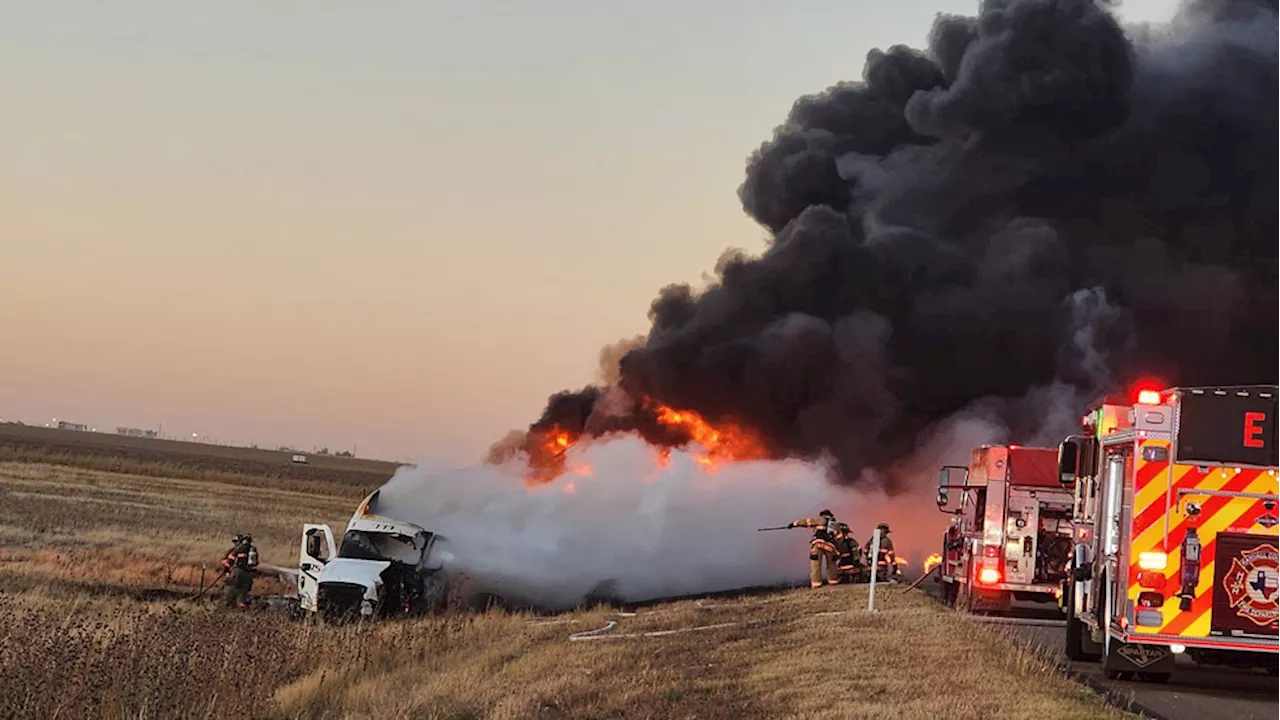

{"left": 1004, "top": 489, "right": 1038, "bottom": 585}
{"left": 1211, "top": 532, "right": 1279, "bottom": 637}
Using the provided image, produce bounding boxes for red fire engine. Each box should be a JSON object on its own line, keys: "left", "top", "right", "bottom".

{"left": 935, "top": 445, "right": 1076, "bottom": 613}
{"left": 1057, "top": 384, "right": 1279, "bottom": 681}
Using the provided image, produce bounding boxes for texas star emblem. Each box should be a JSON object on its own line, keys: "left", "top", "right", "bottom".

{"left": 1223, "top": 543, "right": 1279, "bottom": 627}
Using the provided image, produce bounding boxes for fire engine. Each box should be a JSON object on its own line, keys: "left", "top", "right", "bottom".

{"left": 935, "top": 445, "right": 1075, "bottom": 613}
{"left": 1057, "top": 384, "right": 1279, "bottom": 682}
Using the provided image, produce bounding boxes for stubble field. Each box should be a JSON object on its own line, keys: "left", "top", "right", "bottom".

{"left": 0, "top": 422, "right": 400, "bottom": 496}
{"left": 0, "top": 447, "right": 1134, "bottom": 720}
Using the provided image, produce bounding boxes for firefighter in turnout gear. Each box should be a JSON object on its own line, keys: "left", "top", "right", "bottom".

{"left": 865, "top": 522, "right": 898, "bottom": 583}
{"left": 221, "top": 533, "right": 259, "bottom": 609}
{"left": 833, "top": 522, "right": 861, "bottom": 583}
{"left": 788, "top": 509, "right": 841, "bottom": 587}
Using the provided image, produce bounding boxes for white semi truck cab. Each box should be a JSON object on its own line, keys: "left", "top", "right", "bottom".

{"left": 298, "top": 490, "right": 450, "bottom": 620}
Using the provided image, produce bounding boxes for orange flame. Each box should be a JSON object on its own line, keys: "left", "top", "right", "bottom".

{"left": 519, "top": 400, "right": 769, "bottom": 485}
{"left": 523, "top": 425, "right": 580, "bottom": 486}
{"left": 924, "top": 553, "right": 943, "bottom": 574}
{"left": 649, "top": 402, "right": 770, "bottom": 472}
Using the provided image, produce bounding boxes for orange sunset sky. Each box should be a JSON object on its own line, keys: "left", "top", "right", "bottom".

{"left": 0, "top": 1, "right": 1177, "bottom": 464}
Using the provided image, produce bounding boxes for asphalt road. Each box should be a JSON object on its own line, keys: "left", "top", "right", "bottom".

{"left": 914, "top": 577, "right": 1277, "bottom": 720}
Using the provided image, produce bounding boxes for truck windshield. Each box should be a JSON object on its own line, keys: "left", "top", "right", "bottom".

{"left": 337, "top": 530, "right": 421, "bottom": 564}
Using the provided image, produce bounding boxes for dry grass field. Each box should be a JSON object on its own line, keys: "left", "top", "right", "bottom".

{"left": 0, "top": 422, "right": 402, "bottom": 496}
{"left": 0, "top": 462, "right": 357, "bottom": 597}
{"left": 0, "top": 458, "right": 1135, "bottom": 720}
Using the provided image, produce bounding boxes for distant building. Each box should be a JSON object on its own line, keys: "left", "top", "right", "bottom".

{"left": 56, "top": 421, "right": 90, "bottom": 432}
{"left": 116, "top": 426, "right": 158, "bottom": 439}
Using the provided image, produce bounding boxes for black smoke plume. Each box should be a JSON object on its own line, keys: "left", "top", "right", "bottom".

{"left": 494, "top": 0, "right": 1278, "bottom": 491}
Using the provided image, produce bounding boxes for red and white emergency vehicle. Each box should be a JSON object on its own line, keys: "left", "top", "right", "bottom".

{"left": 1057, "top": 384, "right": 1279, "bottom": 681}
{"left": 935, "top": 445, "right": 1075, "bottom": 613}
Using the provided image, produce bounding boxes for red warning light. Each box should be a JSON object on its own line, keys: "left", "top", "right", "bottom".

{"left": 1131, "top": 378, "right": 1166, "bottom": 405}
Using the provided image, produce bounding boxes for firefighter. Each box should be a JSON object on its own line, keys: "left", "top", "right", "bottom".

{"left": 221, "top": 533, "right": 259, "bottom": 609}
{"left": 788, "top": 509, "right": 841, "bottom": 588}
{"left": 833, "top": 522, "right": 861, "bottom": 583}
{"left": 865, "top": 522, "right": 898, "bottom": 583}
{"left": 944, "top": 520, "right": 963, "bottom": 552}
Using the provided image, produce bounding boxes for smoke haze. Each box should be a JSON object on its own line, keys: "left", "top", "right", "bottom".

{"left": 386, "top": 438, "right": 825, "bottom": 609}
{"left": 403, "top": 0, "right": 1277, "bottom": 608}
{"left": 380, "top": 433, "right": 992, "bottom": 610}
{"left": 500, "top": 0, "right": 1278, "bottom": 491}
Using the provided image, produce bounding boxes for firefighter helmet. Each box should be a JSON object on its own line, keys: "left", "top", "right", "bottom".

{"left": 820, "top": 509, "right": 834, "bottom": 518}
{"left": 876, "top": 522, "right": 890, "bottom": 533}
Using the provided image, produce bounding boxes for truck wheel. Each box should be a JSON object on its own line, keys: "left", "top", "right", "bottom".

{"left": 464, "top": 592, "right": 507, "bottom": 612}
{"left": 412, "top": 574, "right": 448, "bottom": 616}
{"left": 1063, "top": 582, "right": 1102, "bottom": 662}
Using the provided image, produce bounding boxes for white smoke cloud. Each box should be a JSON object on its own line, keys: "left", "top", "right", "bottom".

{"left": 374, "top": 419, "right": 1010, "bottom": 611}
{"left": 377, "top": 436, "right": 837, "bottom": 610}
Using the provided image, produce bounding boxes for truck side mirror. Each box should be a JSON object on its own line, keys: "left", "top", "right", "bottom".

{"left": 1057, "top": 438, "right": 1081, "bottom": 486}
{"left": 937, "top": 465, "right": 966, "bottom": 513}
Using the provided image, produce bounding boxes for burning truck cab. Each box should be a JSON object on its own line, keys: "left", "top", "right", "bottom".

{"left": 297, "top": 490, "right": 449, "bottom": 620}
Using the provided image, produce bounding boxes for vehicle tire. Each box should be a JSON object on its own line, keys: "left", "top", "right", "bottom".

{"left": 465, "top": 592, "right": 507, "bottom": 612}
{"left": 942, "top": 580, "right": 957, "bottom": 607}
{"left": 413, "top": 573, "right": 448, "bottom": 616}
{"left": 1064, "top": 579, "right": 1095, "bottom": 661}
{"left": 1063, "top": 582, "right": 1102, "bottom": 662}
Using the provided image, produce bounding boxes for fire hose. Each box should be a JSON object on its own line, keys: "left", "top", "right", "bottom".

{"left": 903, "top": 564, "right": 940, "bottom": 592}
{"left": 559, "top": 596, "right": 801, "bottom": 642}
{"left": 189, "top": 566, "right": 229, "bottom": 601}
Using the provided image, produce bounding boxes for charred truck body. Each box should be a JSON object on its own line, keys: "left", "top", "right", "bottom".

{"left": 1057, "top": 385, "right": 1279, "bottom": 681}
{"left": 297, "top": 490, "right": 449, "bottom": 621}
{"left": 936, "top": 445, "right": 1075, "bottom": 613}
